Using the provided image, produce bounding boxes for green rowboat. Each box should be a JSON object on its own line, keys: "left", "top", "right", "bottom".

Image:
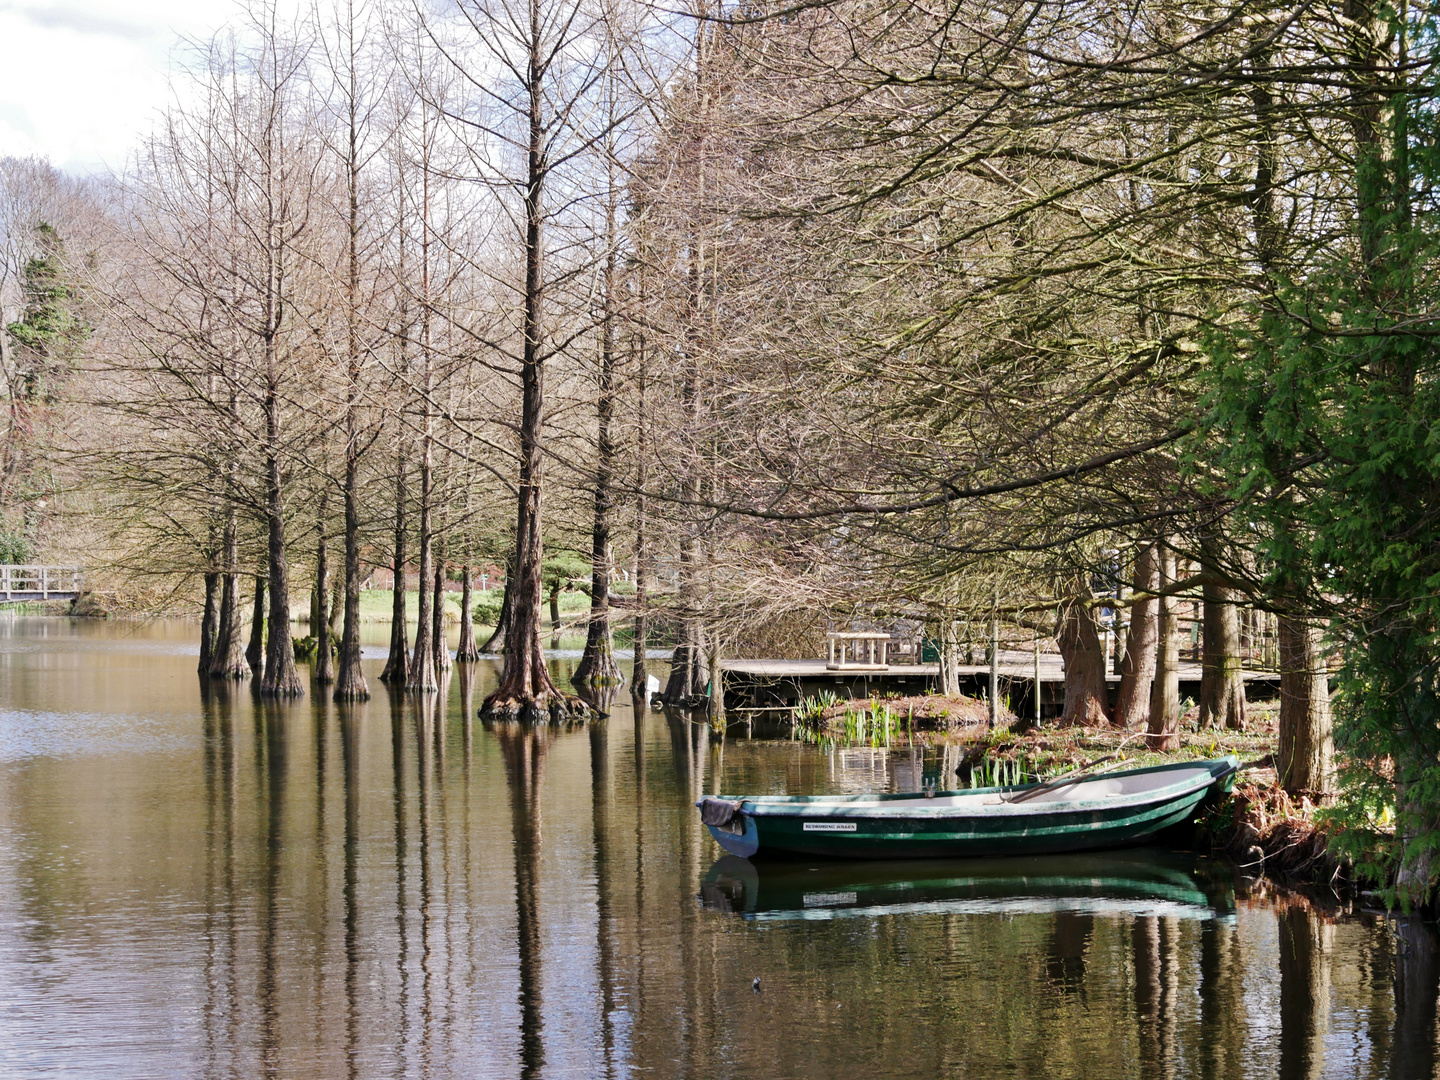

{"left": 697, "top": 755, "right": 1239, "bottom": 860}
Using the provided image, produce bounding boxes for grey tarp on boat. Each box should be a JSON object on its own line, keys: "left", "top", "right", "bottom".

{"left": 700, "top": 797, "right": 745, "bottom": 833}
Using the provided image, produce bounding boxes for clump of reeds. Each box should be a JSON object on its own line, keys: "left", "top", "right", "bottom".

{"left": 961, "top": 753, "right": 1032, "bottom": 788}
{"left": 796, "top": 700, "right": 907, "bottom": 748}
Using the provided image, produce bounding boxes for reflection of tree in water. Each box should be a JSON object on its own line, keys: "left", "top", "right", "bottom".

{"left": 1132, "top": 916, "right": 1178, "bottom": 1077}
{"left": 662, "top": 707, "right": 708, "bottom": 802}
{"left": 1044, "top": 914, "right": 1093, "bottom": 994}
{"left": 338, "top": 700, "right": 363, "bottom": 1080}
{"left": 378, "top": 682, "right": 462, "bottom": 1075}
{"left": 1279, "top": 905, "right": 1332, "bottom": 1080}
{"left": 414, "top": 684, "right": 443, "bottom": 1073}
{"left": 200, "top": 682, "right": 239, "bottom": 1075}
{"left": 590, "top": 709, "right": 620, "bottom": 1074}
{"left": 387, "top": 689, "right": 413, "bottom": 1067}
{"left": 575, "top": 680, "right": 619, "bottom": 719}
{"left": 492, "top": 719, "right": 557, "bottom": 1080}
{"left": 256, "top": 698, "right": 290, "bottom": 1076}
{"left": 458, "top": 665, "right": 475, "bottom": 764}
{"left": 1390, "top": 916, "right": 1439, "bottom": 1080}
{"left": 1197, "top": 917, "right": 1245, "bottom": 1080}
{"left": 310, "top": 696, "right": 333, "bottom": 1041}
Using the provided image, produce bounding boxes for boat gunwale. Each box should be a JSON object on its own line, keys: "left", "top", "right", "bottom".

{"left": 707, "top": 756, "right": 1238, "bottom": 821}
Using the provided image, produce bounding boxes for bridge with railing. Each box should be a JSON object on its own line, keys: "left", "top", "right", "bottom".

{"left": 0, "top": 566, "right": 84, "bottom": 602}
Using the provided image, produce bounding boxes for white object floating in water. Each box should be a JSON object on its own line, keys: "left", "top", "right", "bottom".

{"left": 645, "top": 674, "right": 660, "bottom": 705}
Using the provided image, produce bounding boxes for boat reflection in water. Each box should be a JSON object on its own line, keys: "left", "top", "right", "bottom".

{"left": 700, "top": 849, "right": 1235, "bottom": 923}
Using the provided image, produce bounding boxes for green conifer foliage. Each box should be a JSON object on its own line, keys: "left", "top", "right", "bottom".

{"left": 1196, "top": 7, "right": 1440, "bottom": 907}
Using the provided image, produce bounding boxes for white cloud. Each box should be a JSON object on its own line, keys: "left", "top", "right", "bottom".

{"left": 0, "top": 1, "right": 257, "bottom": 175}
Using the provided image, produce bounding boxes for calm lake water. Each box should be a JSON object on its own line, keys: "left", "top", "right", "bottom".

{"left": 0, "top": 617, "right": 1434, "bottom": 1079}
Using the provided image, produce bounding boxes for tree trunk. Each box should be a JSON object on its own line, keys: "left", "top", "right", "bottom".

{"left": 936, "top": 618, "right": 961, "bottom": 697}
{"left": 477, "top": 0, "right": 583, "bottom": 722}
{"left": 432, "top": 553, "right": 451, "bottom": 675}
{"left": 328, "top": 572, "right": 341, "bottom": 634}
{"left": 199, "top": 571, "right": 220, "bottom": 676}
{"left": 630, "top": 329, "right": 649, "bottom": 698}
{"left": 314, "top": 521, "right": 335, "bottom": 684}
{"left": 1146, "top": 541, "right": 1180, "bottom": 749}
{"left": 310, "top": 562, "right": 322, "bottom": 629}
{"left": 1199, "top": 574, "right": 1247, "bottom": 730}
{"left": 663, "top": 627, "right": 708, "bottom": 705}
{"left": 456, "top": 565, "right": 480, "bottom": 662}
{"left": 256, "top": 87, "right": 301, "bottom": 699}
{"left": 246, "top": 574, "right": 266, "bottom": 680}
{"left": 707, "top": 634, "right": 724, "bottom": 725}
{"left": 1395, "top": 750, "right": 1440, "bottom": 909}
{"left": 261, "top": 425, "right": 303, "bottom": 697}
{"left": 211, "top": 573, "right": 249, "bottom": 679}
{"left": 575, "top": 173, "right": 622, "bottom": 690}
{"left": 379, "top": 456, "right": 408, "bottom": 684}
{"left": 210, "top": 510, "right": 249, "bottom": 679}
{"left": 1197, "top": 533, "right": 1244, "bottom": 729}
{"left": 663, "top": 538, "right": 707, "bottom": 705}
{"left": 333, "top": 17, "right": 369, "bottom": 704}
{"left": 333, "top": 446, "right": 367, "bottom": 698}
{"left": 1057, "top": 579, "right": 1108, "bottom": 726}
{"left": 1115, "top": 544, "right": 1158, "bottom": 730}
{"left": 1277, "top": 615, "right": 1334, "bottom": 797}
{"left": 574, "top": 558, "right": 621, "bottom": 687}
{"left": 480, "top": 572, "right": 513, "bottom": 654}
{"left": 407, "top": 431, "right": 436, "bottom": 693}
{"left": 549, "top": 583, "right": 562, "bottom": 649}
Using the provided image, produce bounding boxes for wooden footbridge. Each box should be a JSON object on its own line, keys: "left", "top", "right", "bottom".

{"left": 0, "top": 566, "right": 84, "bottom": 603}
{"left": 721, "top": 648, "right": 1282, "bottom": 719}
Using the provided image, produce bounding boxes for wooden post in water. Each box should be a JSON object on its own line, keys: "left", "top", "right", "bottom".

{"left": 1034, "top": 636, "right": 1042, "bottom": 723}
{"left": 989, "top": 613, "right": 1000, "bottom": 727}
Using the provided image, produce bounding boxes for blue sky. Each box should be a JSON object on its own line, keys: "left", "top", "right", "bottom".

{"left": 0, "top": 1, "right": 250, "bottom": 175}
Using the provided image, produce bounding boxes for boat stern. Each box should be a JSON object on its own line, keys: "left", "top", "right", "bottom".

{"left": 698, "top": 797, "right": 760, "bottom": 858}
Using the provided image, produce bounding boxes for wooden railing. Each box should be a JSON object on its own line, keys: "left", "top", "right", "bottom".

{"left": 0, "top": 566, "right": 84, "bottom": 600}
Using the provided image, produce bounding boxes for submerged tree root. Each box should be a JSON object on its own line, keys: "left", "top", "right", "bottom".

{"left": 479, "top": 692, "right": 591, "bottom": 725}
{"left": 1203, "top": 778, "right": 1347, "bottom": 887}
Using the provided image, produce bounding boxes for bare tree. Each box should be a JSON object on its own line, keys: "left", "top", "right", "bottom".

{"left": 434, "top": 0, "right": 619, "bottom": 721}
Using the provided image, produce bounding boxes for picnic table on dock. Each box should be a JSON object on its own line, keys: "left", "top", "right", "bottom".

{"left": 826, "top": 631, "right": 891, "bottom": 671}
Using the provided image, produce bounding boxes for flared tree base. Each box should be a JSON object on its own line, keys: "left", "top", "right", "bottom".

{"left": 572, "top": 651, "right": 623, "bottom": 688}
{"left": 334, "top": 664, "right": 370, "bottom": 702}
{"left": 259, "top": 677, "right": 305, "bottom": 698}
{"left": 479, "top": 689, "right": 591, "bottom": 725}
{"left": 1144, "top": 730, "right": 1181, "bottom": 751}
{"left": 661, "top": 640, "right": 708, "bottom": 708}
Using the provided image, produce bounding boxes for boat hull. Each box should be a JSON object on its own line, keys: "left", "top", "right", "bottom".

{"left": 702, "top": 756, "right": 1238, "bottom": 860}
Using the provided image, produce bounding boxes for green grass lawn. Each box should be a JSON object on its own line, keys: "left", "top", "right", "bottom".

{"left": 309, "top": 587, "right": 596, "bottom": 624}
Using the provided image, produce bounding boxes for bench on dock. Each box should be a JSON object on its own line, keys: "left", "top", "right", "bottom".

{"left": 827, "top": 631, "right": 890, "bottom": 672}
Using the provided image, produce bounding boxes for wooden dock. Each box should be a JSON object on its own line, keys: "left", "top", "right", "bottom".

{"left": 0, "top": 566, "right": 84, "bottom": 603}
{"left": 721, "top": 650, "right": 1280, "bottom": 717}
